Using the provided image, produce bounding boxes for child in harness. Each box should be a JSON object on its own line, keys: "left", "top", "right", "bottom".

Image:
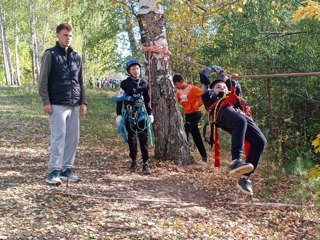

{"left": 200, "top": 66, "right": 267, "bottom": 195}
{"left": 115, "top": 59, "right": 154, "bottom": 174}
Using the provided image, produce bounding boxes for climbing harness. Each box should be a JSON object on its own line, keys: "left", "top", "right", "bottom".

{"left": 203, "top": 87, "right": 252, "bottom": 168}
{"left": 202, "top": 121, "right": 214, "bottom": 147}
{"left": 113, "top": 96, "right": 154, "bottom": 146}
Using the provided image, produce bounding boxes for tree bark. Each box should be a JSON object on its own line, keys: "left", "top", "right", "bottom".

{"left": 124, "top": 0, "right": 138, "bottom": 56}
{"left": 14, "top": 0, "right": 21, "bottom": 86}
{"left": 0, "top": 2, "right": 15, "bottom": 86}
{"left": 29, "top": 0, "right": 40, "bottom": 85}
{"left": 138, "top": 0, "right": 194, "bottom": 165}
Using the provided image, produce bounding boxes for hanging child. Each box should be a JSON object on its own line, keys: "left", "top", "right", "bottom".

{"left": 200, "top": 66, "right": 267, "bottom": 195}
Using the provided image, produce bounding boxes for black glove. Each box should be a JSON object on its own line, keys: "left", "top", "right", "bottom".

{"left": 200, "top": 67, "right": 214, "bottom": 85}
{"left": 217, "top": 91, "right": 225, "bottom": 98}
{"left": 209, "top": 65, "right": 222, "bottom": 73}
{"left": 210, "top": 65, "right": 227, "bottom": 80}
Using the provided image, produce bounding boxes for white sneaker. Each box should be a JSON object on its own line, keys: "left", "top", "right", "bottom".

{"left": 45, "top": 170, "right": 62, "bottom": 186}
{"left": 60, "top": 168, "right": 80, "bottom": 182}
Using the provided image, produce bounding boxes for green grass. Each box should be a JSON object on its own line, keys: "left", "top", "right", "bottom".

{"left": 0, "top": 86, "right": 121, "bottom": 147}
{"left": 80, "top": 88, "right": 119, "bottom": 146}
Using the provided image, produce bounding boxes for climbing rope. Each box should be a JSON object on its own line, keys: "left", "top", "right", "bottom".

{"left": 174, "top": 55, "right": 320, "bottom": 79}
{"left": 141, "top": 45, "right": 172, "bottom": 58}
{"left": 127, "top": 104, "right": 149, "bottom": 134}
{"left": 141, "top": 44, "right": 172, "bottom": 101}
{"left": 112, "top": 96, "right": 153, "bottom": 145}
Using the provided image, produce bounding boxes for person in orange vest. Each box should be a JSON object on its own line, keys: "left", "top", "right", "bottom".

{"left": 173, "top": 74, "right": 208, "bottom": 162}
{"left": 200, "top": 66, "right": 267, "bottom": 195}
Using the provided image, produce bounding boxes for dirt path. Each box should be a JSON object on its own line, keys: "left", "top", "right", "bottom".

{"left": 0, "top": 90, "right": 319, "bottom": 239}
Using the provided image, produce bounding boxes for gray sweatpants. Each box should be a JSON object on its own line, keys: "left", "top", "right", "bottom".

{"left": 48, "top": 105, "right": 80, "bottom": 173}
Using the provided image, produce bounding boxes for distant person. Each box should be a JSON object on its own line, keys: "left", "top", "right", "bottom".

{"left": 173, "top": 74, "right": 208, "bottom": 162}
{"left": 103, "top": 78, "right": 110, "bottom": 88}
{"left": 200, "top": 66, "right": 267, "bottom": 195}
{"left": 38, "top": 23, "right": 87, "bottom": 185}
{"left": 115, "top": 59, "right": 153, "bottom": 174}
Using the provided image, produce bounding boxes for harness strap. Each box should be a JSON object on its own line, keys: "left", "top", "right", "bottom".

{"left": 112, "top": 96, "right": 132, "bottom": 102}
{"left": 148, "top": 123, "right": 154, "bottom": 146}
{"left": 116, "top": 106, "right": 154, "bottom": 146}
{"left": 117, "top": 111, "right": 128, "bottom": 143}
{"left": 210, "top": 87, "right": 252, "bottom": 168}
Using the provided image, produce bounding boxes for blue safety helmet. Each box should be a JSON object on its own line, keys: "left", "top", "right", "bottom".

{"left": 126, "top": 59, "right": 141, "bottom": 73}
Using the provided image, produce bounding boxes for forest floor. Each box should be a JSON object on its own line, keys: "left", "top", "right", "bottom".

{"left": 0, "top": 87, "right": 319, "bottom": 240}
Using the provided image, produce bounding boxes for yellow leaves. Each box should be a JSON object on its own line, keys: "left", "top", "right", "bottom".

{"left": 311, "top": 133, "right": 320, "bottom": 153}
{"left": 292, "top": 0, "right": 320, "bottom": 23}
{"left": 306, "top": 134, "right": 320, "bottom": 180}
{"left": 305, "top": 165, "right": 320, "bottom": 181}
{"left": 273, "top": 17, "right": 280, "bottom": 26}
{"left": 236, "top": 7, "right": 243, "bottom": 13}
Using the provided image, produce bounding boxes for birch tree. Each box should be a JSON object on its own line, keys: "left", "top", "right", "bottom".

{"left": 124, "top": 0, "right": 139, "bottom": 56}
{"left": 138, "top": 0, "right": 194, "bottom": 165}
{"left": 0, "top": 1, "right": 16, "bottom": 86}
{"left": 14, "top": 0, "right": 21, "bottom": 86}
{"left": 29, "top": 0, "right": 40, "bottom": 85}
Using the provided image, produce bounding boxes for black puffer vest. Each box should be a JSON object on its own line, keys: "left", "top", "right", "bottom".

{"left": 47, "top": 42, "right": 82, "bottom": 105}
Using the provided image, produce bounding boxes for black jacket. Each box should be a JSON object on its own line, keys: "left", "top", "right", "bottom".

{"left": 199, "top": 67, "right": 242, "bottom": 110}
{"left": 47, "top": 42, "right": 84, "bottom": 105}
{"left": 116, "top": 77, "right": 152, "bottom": 115}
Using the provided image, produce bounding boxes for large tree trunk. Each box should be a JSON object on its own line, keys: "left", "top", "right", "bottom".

{"left": 138, "top": 0, "right": 194, "bottom": 165}
{"left": 14, "top": 0, "right": 21, "bottom": 86}
{"left": 0, "top": 3, "right": 15, "bottom": 86}
{"left": 29, "top": 0, "right": 40, "bottom": 85}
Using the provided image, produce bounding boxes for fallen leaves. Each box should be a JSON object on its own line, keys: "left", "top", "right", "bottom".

{"left": 0, "top": 89, "right": 319, "bottom": 239}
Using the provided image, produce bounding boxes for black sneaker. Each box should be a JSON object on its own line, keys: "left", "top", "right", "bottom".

{"left": 229, "top": 159, "right": 254, "bottom": 178}
{"left": 45, "top": 170, "right": 62, "bottom": 186}
{"left": 202, "top": 156, "right": 208, "bottom": 162}
{"left": 237, "top": 177, "right": 253, "bottom": 195}
{"left": 60, "top": 168, "right": 80, "bottom": 182}
{"left": 142, "top": 162, "right": 151, "bottom": 174}
{"left": 130, "top": 161, "right": 137, "bottom": 172}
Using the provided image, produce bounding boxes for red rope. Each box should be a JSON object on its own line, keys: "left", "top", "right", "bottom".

{"left": 141, "top": 45, "right": 172, "bottom": 57}
{"left": 141, "top": 45, "right": 172, "bottom": 102}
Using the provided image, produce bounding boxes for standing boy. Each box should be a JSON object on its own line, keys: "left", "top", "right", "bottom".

{"left": 38, "top": 23, "right": 87, "bottom": 185}
{"left": 173, "top": 74, "right": 208, "bottom": 162}
{"left": 115, "top": 59, "right": 154, "bottom": 174}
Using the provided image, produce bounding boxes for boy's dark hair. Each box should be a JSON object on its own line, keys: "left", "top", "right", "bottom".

{"left": 209, "top": 79, "right": 225, "bottom": 89}
{"left": 56, "top": 23, "right": 73, "bottom": 33}
{"left": 173, "top": 74, "right": 184, "bottom": 84}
